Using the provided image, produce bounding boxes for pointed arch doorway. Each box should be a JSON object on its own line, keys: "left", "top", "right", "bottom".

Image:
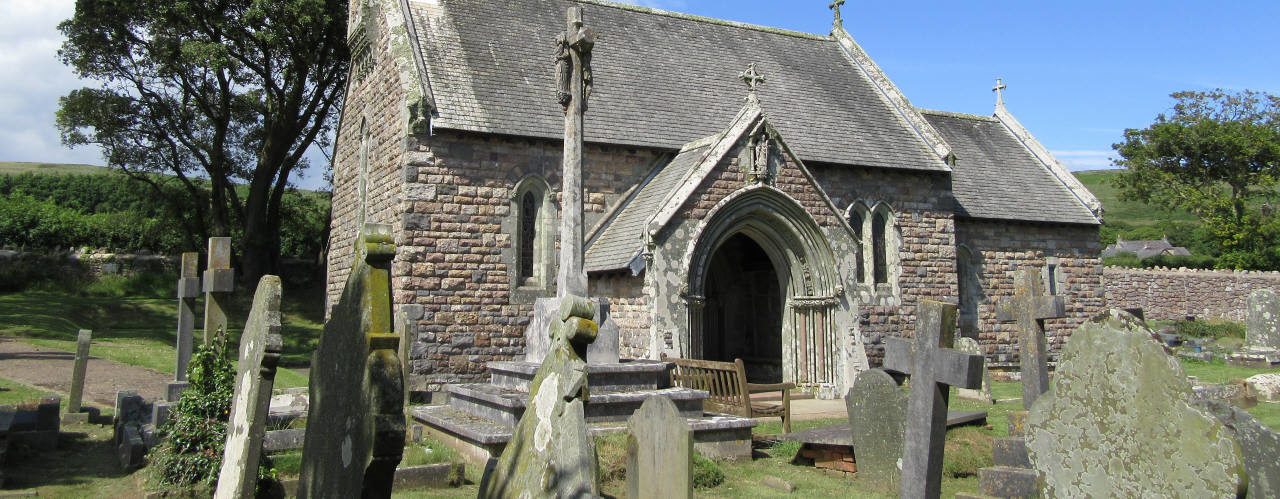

{"left": 702, "top": 233, "right": 785, "bottom": 383}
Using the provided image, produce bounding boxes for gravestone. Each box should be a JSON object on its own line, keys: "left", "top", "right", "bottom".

{"left": 298, "top": 224, "right": 405, "bottom": 499}
{"left": 478, "top": 295, "right": 601, "bottom": 499}
{"left": 1025, "top": 310, "right": 1246, "bottom": 498}
{"left": 1246, "top": 288, "right": 1279, "bottom": 350}
{"left": 883, "top": 300, "right": 984, "bottom": 499}
{"left": 114, "top": 391, "right": 151, "bottom": 470}
{"left": 214, "top": 276, "right": 284, "bottom": 499}
{"left": 1194, "top": 398, "right": 1280, "bottom": 498}
{"left": 844, "top": 369, "right": 906, "bottom": 492}
{"left": 953, "top": 337, "right": 992, "bottom": 404}
{"left": 169, "top": 252, "right": 200, "bottom": 401}
{"left": 626, "top": 395, "right": 692, "bottom": 499}
{"left": 64, "top": 329, "right": 92, "bottom": 423}
{"left": 203, "top": 237, "right": 234, "bottom": 346}
{"left": 996, "top": 268, "right": 1065, "bottom": 410}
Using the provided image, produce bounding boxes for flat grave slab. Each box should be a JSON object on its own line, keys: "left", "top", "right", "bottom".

{"left": 782, "top": 410, "right": 988, "bottom": 474}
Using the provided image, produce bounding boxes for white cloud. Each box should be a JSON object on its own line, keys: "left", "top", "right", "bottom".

{"left": 1051, "top": 150, "right": 1116, "bottom": 171}
{"left": 0, "top": 0, "right": 102, "bottom": 165}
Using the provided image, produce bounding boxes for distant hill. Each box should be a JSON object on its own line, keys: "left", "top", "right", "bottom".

{"left": 1073, "top": 169, "right": 1197, "bottom": 229}
{"left": 0, "top": 162, "right": 107, "bottom": 176}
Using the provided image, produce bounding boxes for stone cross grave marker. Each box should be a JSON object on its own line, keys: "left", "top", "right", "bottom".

{"left": 884, "top": 300, "right": 984, "bottom": 499}
{"left": 479, "top": 295, "right": 601, "bottom": 498}
{"left": 168, "top": 252, "right": 200, "bottom": 401}
{"left": 214, "top": 276, "right": 283, "bottom": 499}
{"left": 1026, "top": 310, "right": 1246, "bottom": 497}
{"left": 626, "top": 395, "right": 692, "bottom": 499}
{"left": 203, "top": 237, "right": 234, "bottom": 346}
{"left": 554, "top": 5, "right": 596, "bottom": 298}
{"left": 64, "top": 329, "right": 92, "bottom": 423}
{"left": 996, "top": 268, "right": 1065, "bottom": 409}
{"left": 844, "top": 369, "right": 907, "bottom": 493}
{"left": 298, "top": 224, "right": 404, "bottom": 499}
{"left": 1246, "top": 288, "right": 1280, "bottom": 350}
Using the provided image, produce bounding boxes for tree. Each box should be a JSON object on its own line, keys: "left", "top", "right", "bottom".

{"left": 56, "top": 0, "right": 348, "bottom": 282}
{"left": 1113, "top": 89, "right": 1280, "bottom": 269}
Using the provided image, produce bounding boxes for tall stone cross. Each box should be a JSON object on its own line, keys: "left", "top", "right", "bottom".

{"left": 993, "top": 77, "right": 1007, "bottom": 107}
{"left": 203, "top": 237, "right": 235, "bottom": 346}
{"left": 174, "top": 252, "right": 199, "bottom": 382}
{"left": 884, "top": 300, "right": 985, "bottom": 499}
{"left": 829, "top": 0, "right": 846, "bottom": 29}
{"left": 996, "top": 268, "right": 1065, "bottom": 410}
{"left": 555, "top": 6, "right": 596, "bottom": 298}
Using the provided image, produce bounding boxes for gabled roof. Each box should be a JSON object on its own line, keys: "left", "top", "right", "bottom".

{"left": 1102, "top": 239, "right": 1191, "bottom": 259}
{"left": 921, "top": 110, "right": 1101, "bottom": 226}
{"left": 408, "top": 0, "right": 949, "bottom": 171}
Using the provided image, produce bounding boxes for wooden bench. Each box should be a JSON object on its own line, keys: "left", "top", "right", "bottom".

{"left": 666, "top": 357, "right": 794, "bottom": 433}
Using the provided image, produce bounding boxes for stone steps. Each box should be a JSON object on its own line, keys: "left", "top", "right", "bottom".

{"left": 446, "top": 383, "right": 707, "bottom": 426}
{"left": 487, "top": 360, "right": 670, "bottom": 393}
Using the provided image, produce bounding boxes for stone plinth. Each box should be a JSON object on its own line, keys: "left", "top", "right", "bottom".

{"left": 524, "top": 297, "right": 620, "bottom": 364}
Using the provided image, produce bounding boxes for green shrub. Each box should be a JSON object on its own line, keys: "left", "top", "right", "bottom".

{"left": 692, "top": 454, "right": 725, "bottom": 489}
{"left": 1103, "top": 251, "right": 1143, "bottom": 268}
{"left": 1142, "top": 253, "right": 1217, "bottom": 269}
{"left": 1173, "top": 319, "right": 1245, "bottom": 340}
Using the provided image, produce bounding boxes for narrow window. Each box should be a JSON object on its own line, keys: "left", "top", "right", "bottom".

{"left": 519, "top": 191, "right": 538, "bottom": 283}
{"left": 872, "top": 211, "right": 889, "bottom": 284}
{"left": 1046, "top": 263, "right": 1060, "bottom": 295}
{"left": 849, "top": 210, "right": 865, "bottom": 283}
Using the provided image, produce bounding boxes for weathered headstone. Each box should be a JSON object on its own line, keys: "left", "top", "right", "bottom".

{"left": 626, "top": 395, "right": 692, "bottom": 499}
{"left": 478, "top": 295, "right": 601, "bottom": 498}
{"left": 298, "top": 224, "right": 405, "bottom": 499}
{"left": 883, "top": 300, "right": 984, "bottom": 499}
{"left": 995, "top": 268, "right": 1065, "bottom": 410}
{"left": 844, "top": 369, "right": 906, "bottom": 492}
{"left": 953, "top": 337, "right": 993, "bottom": 404}
{"left": 169, "top": 252, "right": 200, "bottom": 400}
{"left": 1194, "top": 398, "right": 1280, "bottom": 498}
{"left": 1025, "top": 310, "right": 1246, "bottom": 498}
{"left": 203, "top": 237, "right": 234, "bottom": 346}
{"left": 114, "top": 391, "right": 150, "bottom": 470}
{"left": 1246, "top": 288, "right": 1279, "bottom": 350}
{"left": 214, "top": 275, "right": 284, "bottom": 499}
{"left": 64, "top": 329, "right": 92, "bottom": 423}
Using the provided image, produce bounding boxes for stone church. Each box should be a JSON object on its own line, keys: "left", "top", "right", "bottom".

{"left": 327, "top": 0, "right": 1106, "bottom": 398}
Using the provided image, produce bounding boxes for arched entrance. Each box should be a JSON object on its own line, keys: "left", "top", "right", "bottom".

{"left": 702, "top": 233, "right": 785, "bottom": 383}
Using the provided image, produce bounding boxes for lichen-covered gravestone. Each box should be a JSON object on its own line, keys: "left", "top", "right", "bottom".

{"left": 1194, "top": 398, "right": 1280, "bottom": 498}
{"left": 626, "top": 395, "right": 692, "bottom": 499}
{"left": 298, "top": 225, "right": 405, "bottom": 499}
{"left": 479, "top": 295, "right": 601, "bottom": 499}
{"left": 954, "top": 337, "right": 993, "bottom": 404}
{"left": 1026, "top": 310, "right": 1247, "bottom": 498}
{"left": 1246, "top": 288, "right": 1280, "bottom": 350}
{"left": 214, "top": 276, "right": 283, "bottom": 499}
{"left": 844, "top": 369, "right": 906, "bottom": 493}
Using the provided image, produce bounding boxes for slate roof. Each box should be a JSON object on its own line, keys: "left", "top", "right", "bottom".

{"left": 584, "top": 142, "right": 709, "bottom": 272}
{"left": 408, "top": 0, "right": 948, "bottom": 171}
{"left": 921, "top": 110, "right": 1100, "bottom": 226}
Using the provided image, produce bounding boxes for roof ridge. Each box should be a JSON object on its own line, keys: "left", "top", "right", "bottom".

{"left": 917, "top": 108, "right": 998, "bottom": 122}
{"left": 570, "top": 0, "right": 830, "bottom": 41}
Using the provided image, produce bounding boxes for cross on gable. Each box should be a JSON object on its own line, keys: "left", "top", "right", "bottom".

{"left": 739, "top": 63, "right": 766, "bottom": 96}
{"left": 829, "top": 0, "right": 846, "bottom": 27}
{"left": 883, "top": 300, "right": 985, "bottom": 499}
{"left": 992, "top": 77, "right": 1007, "bottom": 107}
{"left": 996, "top": 268, "right": 1066, "bottom": 409}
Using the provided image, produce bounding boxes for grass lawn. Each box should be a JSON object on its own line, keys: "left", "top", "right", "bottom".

{"left": 0, "top": 274, "right": 322, "bottom": 389}
{"left": 0, "top": 161, "right": 106, "bottom": 176}
{"left": 1073, "top": 170, "right": 1198, "bottom": 228}
{"left": 0, "top": 375, "right": 57, "bottom": 406}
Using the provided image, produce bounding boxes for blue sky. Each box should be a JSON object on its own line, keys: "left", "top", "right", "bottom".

{"left": 1, "top": 1, "right": 1277, "bottom": 189}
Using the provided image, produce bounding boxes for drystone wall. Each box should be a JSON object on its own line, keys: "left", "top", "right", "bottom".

{"left": 1103, "top": 267, "right": 1280, "bottom": 322}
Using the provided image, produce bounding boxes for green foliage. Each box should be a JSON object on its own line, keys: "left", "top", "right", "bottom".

{"left": 149, "top": 330, "right": 273, "bottom": 492}
{"left": 1142, "top": 253, "right": 1217, "bottom": 269}
{"left": 1172, "top": 319, "right": 1245, "bottom": 340}
{"left": 692, "top": 454, "right": 726, "bottom": 489}
{"left": 1112, "top": 89, "right": 1280, "bottom": 270}
{"left": 941, "top": 427, "right": 993, "bottom": 478}
{"left": 1102, "top": 251, "right": 1143, "bottom": 268}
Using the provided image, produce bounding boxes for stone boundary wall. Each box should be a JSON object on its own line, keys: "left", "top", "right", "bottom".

{"left": 0, "top": 250, "right": 177, "bottom": 279}
{"left": 1103, "top": 267, "right": 1280, "bottom": 322}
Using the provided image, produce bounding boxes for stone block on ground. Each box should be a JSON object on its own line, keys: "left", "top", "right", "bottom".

{"left": 1247, "top": 373, "right": 1280, "bottom": 402}
{"left": 954, "top": 337, "right": 993, "bottom": 404}
{"left": 1025, "top": 309, "right": 1246, "bottom": 498}
{"left": 992, "top": 437, "right": 1030, "bottom": 469}
{"left": 978, "top": 466, "right": 1040, "bottom": 498}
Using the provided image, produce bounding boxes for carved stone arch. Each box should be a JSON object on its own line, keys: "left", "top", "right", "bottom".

{"left": 682, "top": 186, "right": 844, "bottom": 387}
{"left": 867, "top": 201, "right": 901, "bottom": 298}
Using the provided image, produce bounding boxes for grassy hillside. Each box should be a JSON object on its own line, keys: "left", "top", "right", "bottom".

{"left": 1073, "top": 169, "right": 1197, "bottom": 228}
{"left": 0, "top": 161, "right": 106, "bottom": 175}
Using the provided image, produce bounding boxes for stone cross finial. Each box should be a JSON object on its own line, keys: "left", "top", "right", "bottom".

{"left": 884, "top": 300, "right": 985, "bottom": 499}
{"left": 829, "top": 0, "right": 846, "bottom": 29}
{"left": 739, "top": 63, "right": 766, "bottom": 98}
{"left": 993, "top": 77, "right": 1007, "bottom": 107}
{"left": 996, "top": 268, "right": 1066, "bottom": 410}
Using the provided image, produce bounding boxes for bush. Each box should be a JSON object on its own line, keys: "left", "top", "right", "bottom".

{"left": 1102, "top": 251, "right": 1143, "bottom": 268}
{"left": 692, "top": 454, "right": 725, "bottom": 489}
{"left": 149, "top": 330, "right": 275, "bottom": 493}
{"left": 1142, "top": 253, "right": 1217, "bottom": 269}
{"left": 1173, "top": 319, "right": 1245, "bottom": 340}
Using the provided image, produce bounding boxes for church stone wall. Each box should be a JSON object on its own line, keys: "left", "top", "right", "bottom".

{"left": 955, "top": 220, "right": 1105, "bottom": 369}
{"left": 394, "top": 130, "right": 661, "bottom": 391}
{"left": 1103, "top": 267, "right": 1280, "bottom": 322}
{"left": 808, "top": 165, "right": 958, "bottom": 366}
{"left": 590, "top": 273, "right": 651, "bottom": 360}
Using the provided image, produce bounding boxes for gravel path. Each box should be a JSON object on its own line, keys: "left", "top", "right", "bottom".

{"left": 0, "top": 336, "right": 169, "bottom": 407}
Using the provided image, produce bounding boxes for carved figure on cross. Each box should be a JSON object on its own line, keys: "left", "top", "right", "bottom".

{"left": 884, "top": 300, "right": 985, "bottom": 499}
{"left": 996, "top": 268, "right": 1065, "bottom": 410}
{"left": 830, "top": 0, "right": 846, "bottom": 28}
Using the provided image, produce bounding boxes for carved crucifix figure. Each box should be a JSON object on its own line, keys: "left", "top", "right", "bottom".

{"left": 884, "top": 300, "right": 985, "bottom": 499}
{"left": 996, "top": 268, "right": 1065, "bottom": 410}
{"left": 555, "top": 6, "right": 596, "bottom": 298}
{"left": 829, "top": 0, "right": 846, "bottom": 29}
